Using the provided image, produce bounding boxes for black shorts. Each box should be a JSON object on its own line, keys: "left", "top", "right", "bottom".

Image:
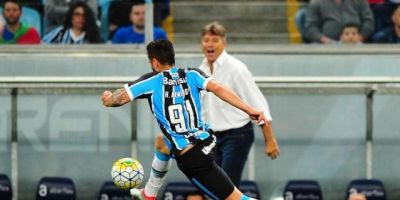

{"left": 175, "top": 135, "right": 235, "bottom": 200}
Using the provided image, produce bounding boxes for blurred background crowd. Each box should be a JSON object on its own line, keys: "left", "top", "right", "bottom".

{"left": 2, "top": 0, "right": 400, "bottom": 45}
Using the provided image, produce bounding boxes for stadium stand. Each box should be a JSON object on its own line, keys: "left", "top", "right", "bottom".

{"left": 238, "top": 180, "right": 261, "bottom": 199}
{"left": 161, "top": 182, "right": 199, "bottom": 200}
{"left": 35, "top": 177, "right": 76, "bottom": 200}
{"left": 98, "top": 181, "right": 131, "bottom": 200}
{"left": 283, "top": 180, "right": 323, "bottom": 200}
{"left": 346, "top": 179, "right": 386, "bottom": 200}
{"left": 161, "top": 181, "right": 261, "bottom": 200}
{"left": 0, "top": 174, "right": 12, "bottom": 200}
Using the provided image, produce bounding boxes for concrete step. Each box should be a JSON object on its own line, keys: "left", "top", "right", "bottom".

{"left": 171, "top": 2, "right": 287, "bottom": 20}
{"left": 170, "top": 1, "right": 290, "bottom": 44}
{"left": 173, "top": 33, "right": 290, "bottom": 44}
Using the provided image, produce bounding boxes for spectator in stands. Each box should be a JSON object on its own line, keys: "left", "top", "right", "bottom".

{"left": 108, "top": 0, "right": 170, "bottom": 40}
{"left": 340, "top": 23, "right": 362, "bottom": 44}
{"left": 44, "top": 0, "right": 97, "bottom": 34}
{"left": 185, "top": 191, "right": 206, "bottom": 200}
{"left": 43, "top": 1, "right": 102, "bottom": 44}
{"left": 0, "top": 0, "right": 40, "bottom": 44}
{"left": 368, "top": 0, "right": 394, "bottom": 35}
{"left": 372, "top": 4, "right": 400, "bottom": 43}
{"left": 305, "top": 0, "right": 374, "bottom": 44}
{"left": 348, "top": 193, "right": 367, "bottom": 200}
{"left": 108, "top": 0, "right": 134, "bottom": 40}
{"left": 112, "top": 2, "right": 167, "bottom": 44}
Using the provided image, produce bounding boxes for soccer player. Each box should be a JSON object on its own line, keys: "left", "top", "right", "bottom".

{"left": 101, "top": 39, "right": 265, "bottom": 200}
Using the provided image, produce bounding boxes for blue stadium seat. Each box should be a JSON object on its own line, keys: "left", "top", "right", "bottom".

{"left": 283, "top": 180, "right": 323, "bottom": 200}
{"left": 35, "top": 177, "right": 76, "bottom": 200}
{"left": 0, "top": 7, "right": 42, "bottom": 36}
{"left": 346, "top": 179, "right": 386, "bottom": 200}
{"left": 161, "top": 182, "right": 199, "bottom": 200}
{"left": 99, "top": 0, "right": 113, "bottom": 41}
{"left": 98, "top": 181, "right": 131, "bottom": 200}
{"left": 0, "top": 174, "right": 12, "bottom": 200}
{"left": 21, "top": 7, "right": 42, "bottom": 36}
{"left": 239, "top": 180, "right": 261, "bottom": 199}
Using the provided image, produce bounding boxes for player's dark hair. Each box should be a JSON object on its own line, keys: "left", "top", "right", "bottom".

{"left": 63, "top": 1, "right": 102, "bottom": 43}
{"left": 341, "top": 23, "right": 360, "bottom": 35}
{"left": 202, "top": 21, "right": 226, "bottom": 38}
{"left": 146, "top": 39, "right": 175, "bottom": 66}
{"left": 3, "top": 0, "right": 22, "bottom": 11}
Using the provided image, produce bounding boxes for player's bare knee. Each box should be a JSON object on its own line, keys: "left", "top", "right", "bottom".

{"left": 155, "top": 134, "right": 169, "bottom": 155}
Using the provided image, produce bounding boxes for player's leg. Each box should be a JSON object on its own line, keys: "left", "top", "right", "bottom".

{"left": 215, "top": 122, "right": 254, "bottom": 186}
{"left": 176, "top": 135, "right": 256, "bottom": 200}
{"left": 132, "top": 134, "right": 171, "bottom": 199}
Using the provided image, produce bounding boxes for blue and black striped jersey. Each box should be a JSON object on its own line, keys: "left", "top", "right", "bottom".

{"left": 124, "top": 67, "right": 212, "bottom": 151}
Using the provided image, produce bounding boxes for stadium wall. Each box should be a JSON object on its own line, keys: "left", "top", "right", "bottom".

{"left": 1, "top": 45, "right": 400, "bottom": 200}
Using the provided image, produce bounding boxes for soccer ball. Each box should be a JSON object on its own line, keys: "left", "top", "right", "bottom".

{"left": 111, "top": 158, "right": 144, "bottom": 190}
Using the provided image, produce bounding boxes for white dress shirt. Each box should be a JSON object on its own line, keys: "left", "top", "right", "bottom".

{"left": 199, "top": 51, "right": 272, "bottom": 132}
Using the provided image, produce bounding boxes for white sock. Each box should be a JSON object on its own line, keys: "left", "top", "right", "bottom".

{"left": 144, "top": 151, "right": 171, "bottom": 197}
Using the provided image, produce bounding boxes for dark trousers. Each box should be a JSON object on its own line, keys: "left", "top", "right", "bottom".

{"left": 214, "top": 122, "right": 254, "bottom": 187}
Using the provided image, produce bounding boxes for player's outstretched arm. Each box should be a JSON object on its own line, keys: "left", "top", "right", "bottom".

{"left": 206, "top": 80, "right": 266, "bottom": 124}
{"left": 101, "top": 88, "right": 131, "bottom": 107}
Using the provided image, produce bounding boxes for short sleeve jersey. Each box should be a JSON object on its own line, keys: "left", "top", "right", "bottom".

{"left": 125, "top": 67, "right": 212, "bottom": 152}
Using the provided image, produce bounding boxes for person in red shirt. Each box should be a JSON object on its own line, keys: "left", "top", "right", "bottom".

{"left": 0, "top": 0, "right": 40, "bottom": 44}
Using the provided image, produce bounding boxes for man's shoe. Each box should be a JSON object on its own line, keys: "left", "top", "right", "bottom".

{"left": 131, "top": 188, "right": 156, "bottom": 200}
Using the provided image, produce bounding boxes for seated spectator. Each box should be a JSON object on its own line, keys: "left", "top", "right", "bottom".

{"left": 348, "top": 193, "right": 367, "bottom": 200}
{"left": 185, "top": 191, "right": 206, "bottom": 200}
{"left": 340, "top": 23, "right": 362, "bottom": 44}
{"left": 305, "top": 0, "right": 374, "bottom": 44}
{"left": 44, "top": 0, "right": 97, "bottom": 34}
{"left": 368, "top": 0, "right": 396, "bottom": 36}
{"left": 372, "top": 4, "right": 400, "bottom": 43}
{"left": 108, "top": 0, "right": 135, "bottom": 40}
{"left": 43, "top": 1, "right": 102, "bottom": 44}
{"left": 112, "top": 1, "right": 167, "bottom": 44}
{"left": 108, "top": 0, "right": 170, "bottom": 40}
{"left": 0, "top": 0, "right": 40, "bottom": 44}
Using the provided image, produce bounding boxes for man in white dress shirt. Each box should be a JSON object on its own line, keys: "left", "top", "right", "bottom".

{"left": 131, "top": 22, "right": 280, "bottom": 200}
{"left": 198, "top": 21, "right": 280, "bottom": 186}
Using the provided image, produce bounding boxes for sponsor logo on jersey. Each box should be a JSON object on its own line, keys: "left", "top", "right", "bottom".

{"left": 163, "top": 77, "right": 187, "bottom": 86}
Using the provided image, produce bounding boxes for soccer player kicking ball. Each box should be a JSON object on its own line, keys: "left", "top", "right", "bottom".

{"left": 101, "top": 39, "right": 265, "bottom": 200}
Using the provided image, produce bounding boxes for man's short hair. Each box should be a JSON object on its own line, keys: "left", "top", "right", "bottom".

{"left": 3, "top": 0, "right": 22, "bottom": 11}
{"left": 146, "top": 39, "right": 175, "bottom": 66}
{"left": 201, "top": 21, "right": 226, "bottom": 38}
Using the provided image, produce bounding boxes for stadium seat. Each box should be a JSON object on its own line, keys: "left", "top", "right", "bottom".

{"left": 283, "top": 180, "right": 323, "bottom": 200}
{"left": 99, "top": 0, "right": 113, "bottom": 41}
{"left": 0, "top": 7, "right": 42, "bottom": 36}
{"left": 161, "top": 182, "right": 199, "bottom": 200}
{"left": 346, "top": 179, "right": 386, "bottom": 200}
{"left": 98, "top": 181, "right": 131, "bottom": 200}
{"left": 0, "top": 174, "right": 12, "bottom": 200}
{"left": 239, "top": 180, "right": 261, "bottom": 199}
{"left": 35, "top": 177, "right": 76, "bottom": 200}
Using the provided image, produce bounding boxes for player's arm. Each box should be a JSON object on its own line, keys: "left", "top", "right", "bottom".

{"left": 206, "top": 80, "right": 266, "bottom": 124}
{"left": 101, "top": 88, "right": 131, "bottom": 107}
